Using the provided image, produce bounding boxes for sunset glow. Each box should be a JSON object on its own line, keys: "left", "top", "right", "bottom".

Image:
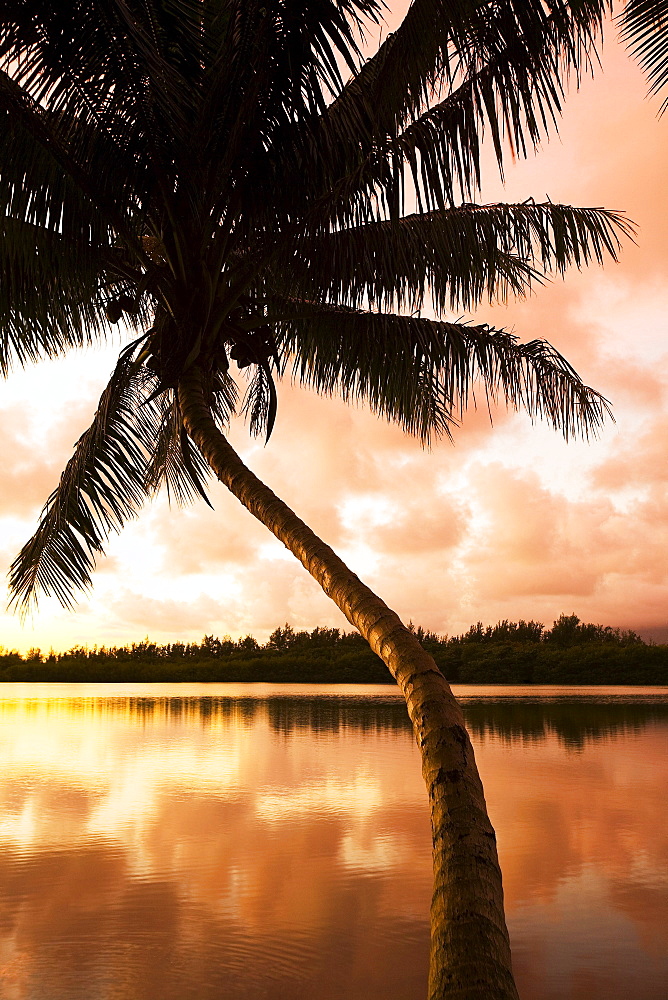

{"left": 1, "top": 15, "right": 667, "bottom": 653}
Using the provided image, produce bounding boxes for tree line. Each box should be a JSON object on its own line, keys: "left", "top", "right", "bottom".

{"left": 1, "top": 614, "right": 665, "bottom": 685}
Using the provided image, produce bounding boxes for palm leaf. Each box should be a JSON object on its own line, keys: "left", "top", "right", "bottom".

{"left": 0, "top": 215, "right": 108, "bottom": 373}
{"left": 0, "top": 212, "right": 155, "bottom": 373}
{"left": 241, "top": 362, "right": 279, "bottom": 441}
{"left": 620, "top": 0, "right": 668, "bottom": 111}
{"left": 271, "top": 0, "right": 609, "bottom": 221}
{"left": 0, "top": 1, "right": 202, "bottom": 156}
{"left": 145, "top": 363, "right": 241, "bottom": 505}
{"left": 0, "top": 69, "right": 152, "bottom": 251}
{"left": 332, "top": 0, "right": 606, "bottom": 134}
{"left": 273, "top": 202, "right": 632, "bottom": 313}
{"left": 0, "top": 3, "right": 215, "bottom": 288}
{"left": 144, "top": 394, "right": 215, "bottom": 507}
{"left": 277, "top": 303, "right": 611, "bottom": 443}
{"left": 8, "top": 343, "right": 162, "bottom": 611}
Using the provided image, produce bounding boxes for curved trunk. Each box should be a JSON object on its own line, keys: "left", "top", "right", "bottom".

{"left": 179, "top": 369, "right": 519, "bottom": 1000}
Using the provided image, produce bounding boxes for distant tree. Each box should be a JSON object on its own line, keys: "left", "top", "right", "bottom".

{"left": 237, "top": 635, "right": 260, "bottom": 653}
{"left": 407, "top": 621, "right": 442, "bottom": 644}
{"left": 202, "top": 633, "right": 228, "bottom": 658}
{"left": 496, "top": 619, "right": 545, "bottom": 643}
{"left": 459, "top": 621, "right": 488, "bottom": 643}
{"left": 309, "top": 626, "right": 342, "bottom": 647}
{"left": 267, "top": 624, "right": 295, "bottom": 651}
{"left": 2, "top": 3, "right": 632, "bottom": 997}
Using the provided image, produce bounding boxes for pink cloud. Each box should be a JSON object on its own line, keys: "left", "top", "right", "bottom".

{"left": 0, "top": 397, "right": 96, "bottom": 517}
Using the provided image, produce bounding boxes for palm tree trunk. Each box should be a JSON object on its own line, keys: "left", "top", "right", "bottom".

{"left": 178, "top": 368, "right": 519, "bottom": 1000}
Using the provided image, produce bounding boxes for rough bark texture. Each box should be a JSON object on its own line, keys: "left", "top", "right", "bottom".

{"left": 179, "top": 368, "right": 520, "bottom": 1000}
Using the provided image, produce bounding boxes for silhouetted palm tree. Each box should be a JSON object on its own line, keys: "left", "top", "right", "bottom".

{"left": 2, "top": 3, "right": 631, "bottom": 997}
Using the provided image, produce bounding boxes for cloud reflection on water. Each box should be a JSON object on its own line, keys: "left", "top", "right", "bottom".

{"left": 0, "top": 686, "right": 666, "bottom": 1000}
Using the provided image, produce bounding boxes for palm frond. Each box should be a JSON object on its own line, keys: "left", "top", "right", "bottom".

{"left": 0, "top": 3, "right": 221, "bottom": 290}
{"left": 277, "top": 303, "right": 611, "bottom": 444}
{"left": 273, "top": 202, "right": 632, "bottom": 313}
{"left": 0, "top": 217, "right": 107, "bottom": 373}
{"left": 0, "top": 1, "right": 203, "bottom": 161}
{"left": 0, "top": 211, "right": 156, "bottom": 373}
{"left": 271, "top": 0, "right": 609, "bottom": 221}
{"left": 209, "top": 367, "right": 241, "bottom": 425}
{"left": 8, "top": 343, "right": 162, "bottom": 612}
{"left": 0, "top": 68, "right": 153, "bottom": 250}
{"left": 620, "top": 0, "right": 668, "bottom": 112}
{"left": 195, "top": 0, "right": 383, "bottom": 239}
{"left": 145, "top": 361, "right": 242, "bottom": 501}
{"left": 145, "top": 394, "right": 214, "bottom": 507}
{"left": 335, "top": 0, "right": 606, "bottom": 133}
{"left": 241, "top": 362, "right": 279, "bottom": 441}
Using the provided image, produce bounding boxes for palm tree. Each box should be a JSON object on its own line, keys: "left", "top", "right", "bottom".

{"left": 1, "top": 2, "right": 631, "bottom": 997}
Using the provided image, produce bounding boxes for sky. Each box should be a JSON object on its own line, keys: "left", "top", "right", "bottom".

{"left": 1, "top": 11, "right": 668, "bottom": 653}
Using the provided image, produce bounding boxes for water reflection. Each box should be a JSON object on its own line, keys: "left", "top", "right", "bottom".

{"left": 4, "top": 684, "right": 668, "bottom": 743}
{"left": 0, "top": 684, "right": 666, "bottom": 1000}
{"left": 460, "top": 695, "right": 668, "bottom": 748}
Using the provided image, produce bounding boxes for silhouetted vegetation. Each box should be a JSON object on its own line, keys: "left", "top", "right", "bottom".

{"left": 460, "top": 697, "right": 668, "bottom": 747}
{"left": 1, "top": 615, "right": 666, "bottom": 684}
{"left": 12, "top": 692, "right": 666, "bottom": 746}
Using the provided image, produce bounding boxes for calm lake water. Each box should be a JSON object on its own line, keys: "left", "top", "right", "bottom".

{"left": 0, "top": 684, "right": 667, "bottom": 1000}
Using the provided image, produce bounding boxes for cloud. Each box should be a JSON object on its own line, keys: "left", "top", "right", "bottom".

{"left": 592, "top": 415, "right": 668, "bottom": 490}
{"left": 467, "top": 461, "right": 668, "bottom": 595}
{"left": 150, "top": 495, "right": 266, "bottom": 575}
{"left": 463, "top": 464, "right": 608, "bottom": 599}
{"left": 371, "top": 496, "right": 464, "bottom": 555}
{"left": 0, "top": 397, "right": 96, "bottom": 517}
{"left": 105, "top": 593, "right": 236, "bottom": 636}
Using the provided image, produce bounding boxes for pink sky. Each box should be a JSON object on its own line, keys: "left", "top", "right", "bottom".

{"left": 1, "top": 12, "right": 668, "bottom": 653}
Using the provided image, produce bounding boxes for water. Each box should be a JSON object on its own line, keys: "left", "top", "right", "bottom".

{"left": 0, "top": 684, "right": 666, "bottom": 1000}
